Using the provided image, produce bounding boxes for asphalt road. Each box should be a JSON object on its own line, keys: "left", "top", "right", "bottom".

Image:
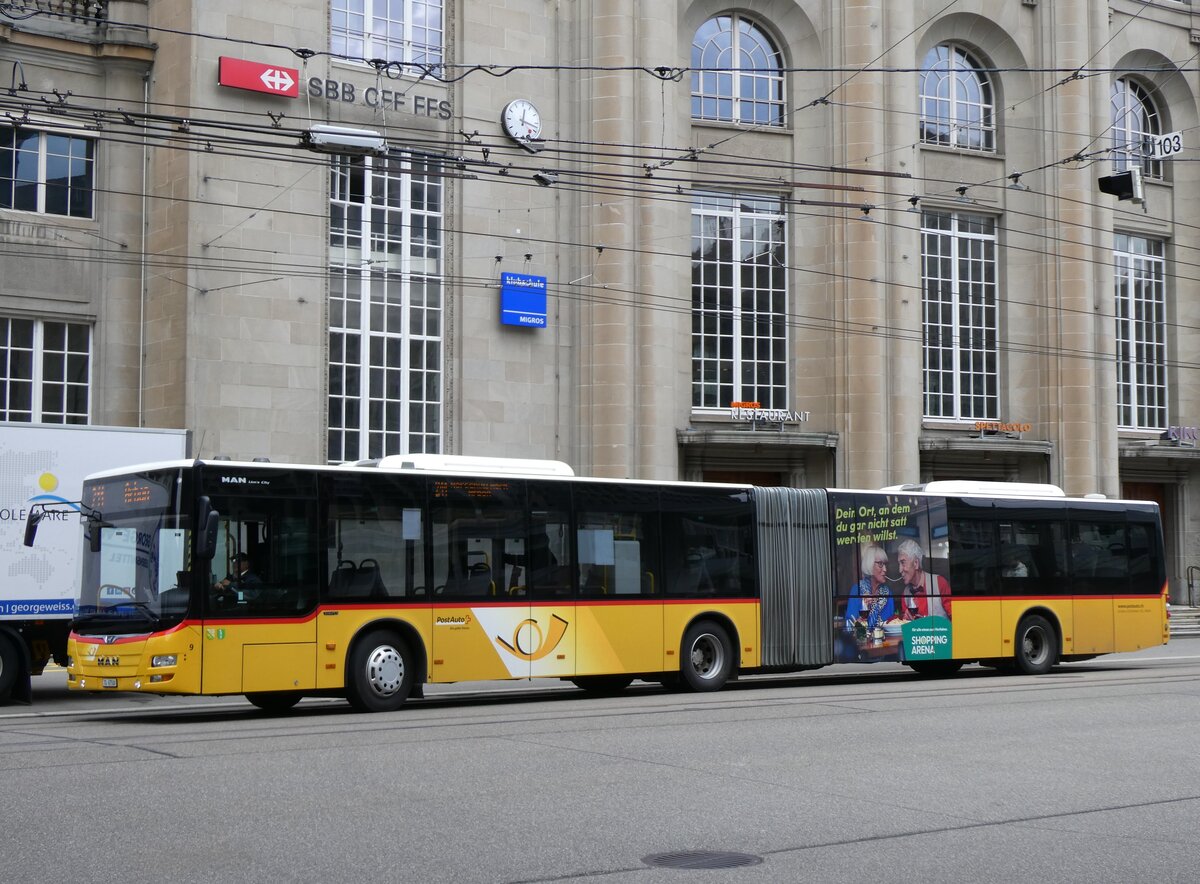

{"left": 3, "top": 643, "right": 1199, "bottom": 883}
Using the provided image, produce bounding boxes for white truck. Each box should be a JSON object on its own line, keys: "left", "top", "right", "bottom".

{"left": 0, "top": 422, "right": 189, "bottom": 703}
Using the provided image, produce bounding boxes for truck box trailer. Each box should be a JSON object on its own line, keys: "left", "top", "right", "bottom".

{"left": 0, "top": 423, "right": 189, "bottom": 703}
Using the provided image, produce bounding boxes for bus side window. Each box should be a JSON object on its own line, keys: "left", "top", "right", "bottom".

{"left": 575, "top": 483, "right": 659, "bottom": 598}
{"left": 1126, "top": 520, "right": 1158, "bottom": 595}
{"left": 526, "top": 482, "right": 574, "bottom": 599}
{"left": 324, "top": 474, "right": 426, "bottom": 603}
{"left": 659, "top": 488, "right": 756, "bottom": 598}
{"left": 1068, "top": 518, "right": 1129, "bottom": 595}
{"left": 948, "top": 518, "right": 998, "bottom": 595}
{"left": 431, "top": 479, "right": 527, "bottom": 600}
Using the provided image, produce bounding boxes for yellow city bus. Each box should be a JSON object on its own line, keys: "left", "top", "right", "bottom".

{"left": 28, "top": 457, "right": 1168, "bottom": 712}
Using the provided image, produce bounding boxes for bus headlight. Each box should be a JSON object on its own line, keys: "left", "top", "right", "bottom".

{"left": 151, "top": 655, "right": 177, "bottom": 667}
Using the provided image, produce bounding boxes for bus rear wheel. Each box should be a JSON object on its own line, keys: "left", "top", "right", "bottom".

{"left": 1014, "top": 615, "right": 1058, "bottom": 675}
{"left": 570, "top": 675, "right": 633, "bottom": 695}
{"left": 246, "top": 692, "right": 301, "bottom": 713}
{"left": 680, "top": 621, "right": 733, "bottom": 692}
{"left": 347, "top": 630, "right": 414, "bottom": 713}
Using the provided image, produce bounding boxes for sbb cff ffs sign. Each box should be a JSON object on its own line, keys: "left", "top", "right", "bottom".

{"left": 218, "top": 57, "right": 299, "bottom": 98}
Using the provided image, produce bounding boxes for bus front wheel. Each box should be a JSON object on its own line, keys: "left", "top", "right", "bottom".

{"left": 1014, "top": 615, "right": 1058, "bottom": 675}
{"left": 680, "top": 621, "right": 733, "bottom": 692}
{"left": 347, "top": 630, "right": 414, "bottom": 713}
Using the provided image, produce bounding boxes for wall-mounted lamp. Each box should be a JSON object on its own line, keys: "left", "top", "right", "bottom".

{"left": 302, "top": 124, "right": 387, "bottom": 155}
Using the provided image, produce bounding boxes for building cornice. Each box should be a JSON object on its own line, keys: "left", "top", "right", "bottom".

{"left": 0, "top": 25, "right": 153, "bottom": 63}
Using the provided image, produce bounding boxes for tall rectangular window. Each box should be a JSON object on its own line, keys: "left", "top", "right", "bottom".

{"left": 691, "top": 193, "right": 787, "bottom": 410}
{"left": 0, "top": 318, "right": 91, "bottom": 423}
{"left": 331, "top": 0, "right": 443, "bottom": 68}
{"left": 328, "top": 153, "right": 443, "bottom": 462}
{"left": 1115, "top": 234, "right": 1167, "bottom": 430}
{"left": 921, "top": 211, "right": 997, "bottom": 420}
{"left": 0, "top": 127, "right": 94, "bottom": 218}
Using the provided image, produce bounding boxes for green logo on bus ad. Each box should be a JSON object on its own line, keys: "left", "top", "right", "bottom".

{"left": 903, "top": 616, "right": 951, "bottom": 661}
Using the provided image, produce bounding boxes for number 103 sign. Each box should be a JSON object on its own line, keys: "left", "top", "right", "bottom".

{"left": 1146, "top": 131, "right": 1183, "bottom": 159}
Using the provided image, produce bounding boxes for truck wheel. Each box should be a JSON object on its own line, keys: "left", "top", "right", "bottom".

{"left": 0, "top": 633, "right": 19, "bottom": 699}
{"left": 1014, "top": 615, "right": 1058, "bottom": 675}
{"left": 346, "top": 630, "right": 414, "bottom": 713}
{"left": 680, "top": 621, "right": 733, "bottom": 692}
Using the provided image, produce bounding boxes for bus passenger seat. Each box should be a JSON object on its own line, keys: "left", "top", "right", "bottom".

{"left": 357, "top": 559, "right": 389, "bottom": 599}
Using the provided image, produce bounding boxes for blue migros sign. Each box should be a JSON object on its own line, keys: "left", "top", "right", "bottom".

{"left": 500, "top": 273, "right": 548, "bottom": 328}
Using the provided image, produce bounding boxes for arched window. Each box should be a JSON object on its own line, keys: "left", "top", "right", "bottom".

{"left": 1111, "top": 78, "right": 1162, "bottom": 179}
{"left": 691, "top": 15, "right": 784, "bottom": 126}
{"left": 919, "top": 44, "right": 995, "bottom": 151}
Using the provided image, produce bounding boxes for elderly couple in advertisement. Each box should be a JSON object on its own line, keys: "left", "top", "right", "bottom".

{"left": 843, "top": 538, "right": 952, "bottom": 632}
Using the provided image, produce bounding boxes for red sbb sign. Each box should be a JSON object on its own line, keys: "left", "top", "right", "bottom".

{"left": 218, "top": 57, "right": 299, "bottom": 98}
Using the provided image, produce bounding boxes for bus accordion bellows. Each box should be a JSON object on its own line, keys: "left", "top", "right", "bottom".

{"left": 39, "top": 458, "right": 1168, "bottom": 713}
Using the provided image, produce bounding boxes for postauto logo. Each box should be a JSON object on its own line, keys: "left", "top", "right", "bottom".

{"left": 494, "top": 614, "right": 568, "bottom": 662}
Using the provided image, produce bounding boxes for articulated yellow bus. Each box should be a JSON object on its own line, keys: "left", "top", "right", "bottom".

{"left": 29, "top": 457, "right": 1167, "bottom": 712}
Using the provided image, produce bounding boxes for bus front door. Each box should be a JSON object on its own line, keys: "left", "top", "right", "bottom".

{"left": 202, "top": 587, "right": 318, "bottom": 695}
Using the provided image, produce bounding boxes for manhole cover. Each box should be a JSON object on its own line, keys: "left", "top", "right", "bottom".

{"left": 643, "top": 850, "right": 764, "bottom": 870}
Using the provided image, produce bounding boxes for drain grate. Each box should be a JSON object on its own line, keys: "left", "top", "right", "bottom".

{"left": 643, "top": 850, "right": 764, "bottom": 870}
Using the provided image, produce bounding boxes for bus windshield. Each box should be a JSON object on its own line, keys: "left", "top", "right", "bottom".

{"left": 74, "top": 468, "right": 191, "bottom": 634}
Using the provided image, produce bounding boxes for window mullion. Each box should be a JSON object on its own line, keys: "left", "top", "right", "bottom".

{"left": 357, "top": 163, "right": 374, "bottom": 457}
{"left": 398, "top": 159, "right": 412, "bottom": 445}
{"left": 31, "top": 319, "right": 45, "bottom": 420}
{"left": 36, "top": 134, "right": 47, "bottom": 214}
{"left": 948, "top": 219, "right": 963, "bottom": 419}
{"left": 730, "top": 205, "right": 744, "bottom": 402}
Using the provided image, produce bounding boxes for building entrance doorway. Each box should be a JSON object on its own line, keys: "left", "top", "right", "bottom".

{"left": 703, "top": 470, "right": 784, "bottom": 486}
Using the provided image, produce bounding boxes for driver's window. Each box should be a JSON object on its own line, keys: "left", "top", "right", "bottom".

{"left": 207, "top": 494, "right": 319, "bottom": 617}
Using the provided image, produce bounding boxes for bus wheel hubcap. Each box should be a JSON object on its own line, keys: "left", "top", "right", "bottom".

{"left": 691, "top": 635, "right": 722, "bottom": 679}
{"left": 367, "top": 646, "right": 404, "bottom": 696}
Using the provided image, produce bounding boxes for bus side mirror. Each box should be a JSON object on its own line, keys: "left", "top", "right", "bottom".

{"left": 197, "top": 496, "right": 220, "bottom": 560}
{"left": 89, "top": 520, "right": 103, "bottom": 554}
{"left": 23, "top": 508, "right": 43, "bottom": 547}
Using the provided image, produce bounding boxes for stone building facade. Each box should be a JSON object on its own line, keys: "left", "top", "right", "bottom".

{"left": 3, "top": 0, "right": 1200, "bottom": 598}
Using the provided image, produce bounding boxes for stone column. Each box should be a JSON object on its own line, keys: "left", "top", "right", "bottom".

{"left": 883, "top": 2, "right": 920, "bottom": 486}
{"left": 836, "top": 0, "right": 889, "bottom": 488}
{"left": 585, "top": 0, "right": 637, "bottom": 478}
{"left": 1049, "top": 0, "right": 1105, "bottom": 495}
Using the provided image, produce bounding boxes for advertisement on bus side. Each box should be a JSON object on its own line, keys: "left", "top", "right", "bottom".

{"left": 830, "top": 493, "right": 953, "bottom": 664}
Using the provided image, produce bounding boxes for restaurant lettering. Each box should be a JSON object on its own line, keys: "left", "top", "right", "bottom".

{"left": 729, "top": 401, "right": 810, "bottom": 423}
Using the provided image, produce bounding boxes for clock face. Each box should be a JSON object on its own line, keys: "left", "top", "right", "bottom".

{"left": 502, "top": 99, "right": 542, "bottom": 144}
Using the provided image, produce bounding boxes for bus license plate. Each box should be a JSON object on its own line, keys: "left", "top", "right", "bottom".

{"left": 102, "top": 678, "right": 117, "bottom": 688}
